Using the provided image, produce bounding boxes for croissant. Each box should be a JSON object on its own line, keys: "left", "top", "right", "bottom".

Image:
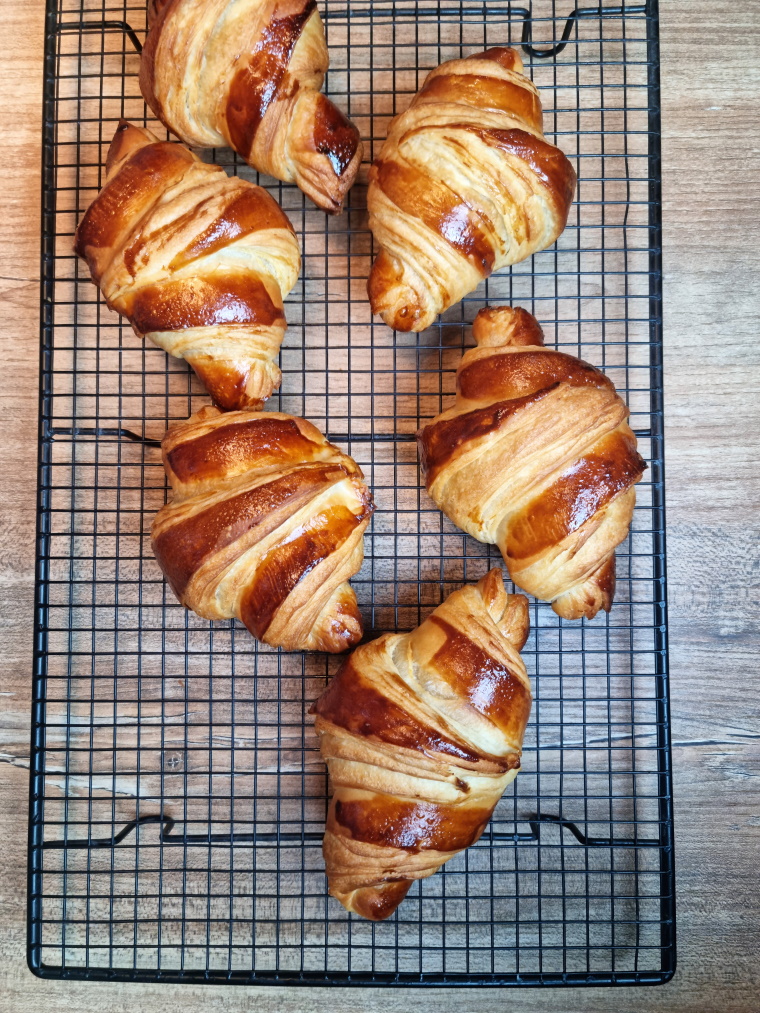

{"left": 140, "top": 0, "right": 363, "bottom": 213}
{"left": 74, "top": 122, "right": 301, "bottom": 411}
{"left": 151, "top": 405, "right": 374, "bottom": 652}
{"left": 367, "top": 46, "right": 576, "bottom": 332}
{"left": 418, "top": 307, "right": 647, "bottom": 620}
{"left": 312, "top": 568, "right": 531, "bottom": 920}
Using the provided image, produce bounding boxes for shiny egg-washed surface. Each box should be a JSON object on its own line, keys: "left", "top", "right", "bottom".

{"left": 141, "top": 0, "right": 363, "bottom": 212}
{"left": 367, "top": 46, "right": 576, "bottom": 331}
{"left": 418, "top": 307, "right": 646, "bottom": 620}
{"left": 75, "top": 121, "right": 301, "bottom": 409}
{"left": 151, "top": 406, "right": 374, "bottom": 651}
{"left": 314, "top": 570, "right": 531, "bottom": 920}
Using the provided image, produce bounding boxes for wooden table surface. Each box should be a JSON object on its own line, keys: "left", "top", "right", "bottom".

{"left": 1, "top": 2, "right": 758, "bottom": 1010}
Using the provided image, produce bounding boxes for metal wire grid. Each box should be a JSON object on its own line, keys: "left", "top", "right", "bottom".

{"left": 29, "top": 0, "right": 673, "bottom": 987}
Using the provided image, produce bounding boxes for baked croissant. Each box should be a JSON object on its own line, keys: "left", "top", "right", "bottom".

{"left": 312, "top": 568, "right": 531, "bottom": 920}
{"left": 74, "top": 121, "right": 300, "bottom": 411}
{"left": 151, "top": 405, "right": 374, "bottom": 652}
{"left": 140, "top": 0, "right": 363, "bottom": 213}
{"left": 367, "top": 46, "right": 576, "bottom": 331}
{"left": 418, "top": 307, "right": 647, "bottom": 620}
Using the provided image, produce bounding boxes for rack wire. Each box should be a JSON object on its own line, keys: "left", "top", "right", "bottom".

{"left": 29, "top": 0, "right": 674, "bottom": 987}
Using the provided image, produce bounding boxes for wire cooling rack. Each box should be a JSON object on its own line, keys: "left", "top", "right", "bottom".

{"left": 29, "top": 0, "right": 673, "bottom": 988}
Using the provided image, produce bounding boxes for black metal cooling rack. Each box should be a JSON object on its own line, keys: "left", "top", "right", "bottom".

{"left": 28, "top": 0, "right": 674, "bottom": 987}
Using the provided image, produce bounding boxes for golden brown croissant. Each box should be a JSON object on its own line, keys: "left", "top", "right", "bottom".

{"left": 418, "top": 307, "right": 647, "bottom": 620}
{"left": 151, "top": 405, "right": 374, "bottom": 652}
{"left": 312, "top": 568, "right": 531, "bottom": 920}
{"left": 74, "top": 121, "right": 300, "bottom": 411}
{"left": 367, "top": 46, "right": 576, "bottom": 331}
{"left": 140, "top": 0, "right": 363, "bottom": 213}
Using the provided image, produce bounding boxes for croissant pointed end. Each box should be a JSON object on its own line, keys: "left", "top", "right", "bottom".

{"left": 479, "top": 46, "right": 524, "bottom": 73}
{"left": 476, "top": 570, "right": 531, "bottom": 649}
{"left": 332, "top": 880, "right": 413, "bottom": 921}
{"left": 551, "top": 555, "right": 616, "bottom": 621}
{"left": 184, "top": 354, "right": 278, "bottom": 412}
{"left": 105, "top": 121, "right": 155, "bottom": 178}
{"left": 472, "top": 306, "right": 545, "bottom": 348}
{"left": 310, "top": 585, "right": 364, "bottom": 653}
{"left": 290, "top": 93, "right": 363, "bottom": 213}
{"left": 368, "top": 252, "right": 434, "bottom": 332}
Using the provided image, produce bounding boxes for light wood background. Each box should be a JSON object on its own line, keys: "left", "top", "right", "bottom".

{"left": 1, "top": 1, "right": 758, "bottom": 1011}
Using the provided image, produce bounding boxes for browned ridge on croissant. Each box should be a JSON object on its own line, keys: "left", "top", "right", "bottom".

{"left": 333, "top": 795, "right": 494, "bottom": 855}
{"left": 151, "top": 406, "right": 374, "bottom": 653}
{"left": 140, "top": 0, "right": 363, "bottom": 213}
{"left": 126, "top": 275, "right": 285, "bottom": 334}
{"left": 367, "top": 46, "right": 576, "bottom": 331}
{"left": 417, "top": 306, "right": 647, "bottom": 620}
{"left": 153, "top": 462, "right": 350, "bottom": 598}
{"left": 457, "top": 349, "right": 614, "bottom": 400}
{"left": 166, "top": 415, "right": 325, "bottom": 483}
{"left": 419, "top": 384, "right": 560, "bottom": 485}
{"left": 505, "top": 430, "right": 644, "bottom": 561}
{"left": 375, "top": 125, "right": 576, "bottom": 281}
{"left": 316, "top": 655, "right": 483, "bottom": 766}
{"left": 313, "top": 569, "right": 532, "bottom": 920}
{"left": 224, "top": 0, "right": 319, "bottom": 156}
{"left": 74, "top": 122, "right": 300, "bottom": 411}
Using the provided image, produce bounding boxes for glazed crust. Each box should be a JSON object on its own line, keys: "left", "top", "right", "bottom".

{"left": 417, "top": 306, "right": 647, "bottom": 619}
{"left": 313, "top": 569, "right": 531, "bottom": 919}
{"left": 74, "top": 121, "right": 301, "bottom": 411}
{"left": 151, "top": 406, "right": 374, "bottom": 652}
{"left": 140, "top": 0, "right": 363, "bottom": 213}
{"left": 367, "top": 47, "right": 576, "bottom": 331}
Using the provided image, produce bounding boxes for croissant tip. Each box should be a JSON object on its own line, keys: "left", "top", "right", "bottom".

{"left": 312, "top": 603, "right": 364, "bottom": 653}
{"left": 478, "top": 47, "right": 524, "bottom": 73}
{"left": 478, "top": 570, "right": 530, "bottom": 648}
{"left": 368, "top": 253, "right": 434, "bottom": 332}
{"left": 291, "top": 92, "right": 363, "bottom": 213}
{"left": 370, "top": 292, "right": 430, "bottom": 333}
{"left": 551, "top": 556, "right": 616, "bottom": 620}
{"left": 214, "top": 391, "right": 266, "bottom": 413}
{"left": 184, "top": 355, "right": 278, "bottom": 413}
{"left": 333, "top": 880, "right": 413, "bottom": 921}
{"left": 472, "top": 306, "right": 545, "bottom": 348}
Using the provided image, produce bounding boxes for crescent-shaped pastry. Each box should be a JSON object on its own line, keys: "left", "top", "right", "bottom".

{"left": 417, "top": 307, "right": 647, "bottom": 620}
{"left": 141, "top": 0, "right": 363, "bottom": 213}
{"left": 367, "top": 46, "right": 576, "bottom": 331}
{"left": 75, "top": 121, "right": 301, "bottom": 410}
{"left": 313, "top": 568, "right": 531, "bottom": 920}
{"left": 151, "top": 405, "right": 374, "bottom": 652}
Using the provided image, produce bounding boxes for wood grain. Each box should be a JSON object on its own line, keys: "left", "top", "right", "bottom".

{"left": 0, "top": 1, "right": 758, "bottom": 1010}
